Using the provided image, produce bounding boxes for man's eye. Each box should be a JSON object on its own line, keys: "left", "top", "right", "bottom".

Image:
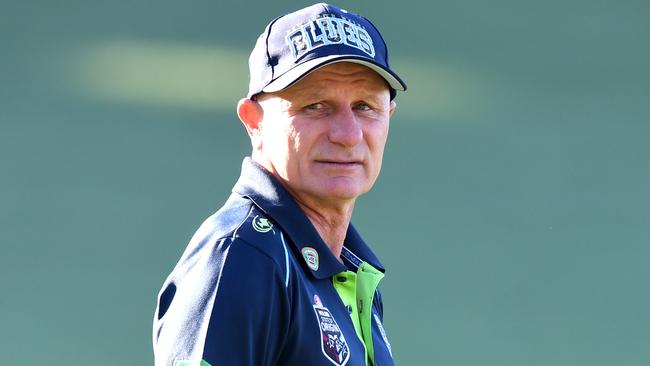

{"left": 304, "top": 103, "right": 324, "bottom": 111}
{"left": 354, "top": 102, "right": 372, "bottom": 111}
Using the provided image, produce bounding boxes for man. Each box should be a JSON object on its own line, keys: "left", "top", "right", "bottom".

{"left": 153, "top": 3, "right": 406, "bottom": 366}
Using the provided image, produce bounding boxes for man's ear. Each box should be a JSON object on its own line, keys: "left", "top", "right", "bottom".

{"left": 237, "top": 98, "right": 264, "bottom": 149}
{"left": 389, "top": 100, "right": 397, "bottom": 118}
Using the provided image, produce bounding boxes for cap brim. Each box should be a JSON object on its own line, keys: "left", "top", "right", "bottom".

{"left": 261, "top": 55, "right": 407, "bottom": 94}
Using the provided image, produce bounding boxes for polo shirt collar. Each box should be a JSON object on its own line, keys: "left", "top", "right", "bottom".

{"left": 232, "top": 157, "right": 385, "bottom": 279}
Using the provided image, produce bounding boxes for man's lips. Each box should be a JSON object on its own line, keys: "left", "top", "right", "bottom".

{"left": 314, "top": 160, "right": 363, "bottom": 167}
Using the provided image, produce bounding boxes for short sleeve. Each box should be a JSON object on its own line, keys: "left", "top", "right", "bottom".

{"left": 153, "top": 237, "right": 290, "bottom": 366}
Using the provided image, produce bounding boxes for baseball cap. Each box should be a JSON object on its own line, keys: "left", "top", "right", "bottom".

{"left": 247, "top": 3, "right": 407, "bottom": 99}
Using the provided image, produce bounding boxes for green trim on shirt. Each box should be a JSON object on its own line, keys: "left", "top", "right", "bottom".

{"left": 357, "top": 262, "right": 384, "bottom": 365}
{"left": 173, "top": 360, "right": 212, "bottom": 366}
{"left": 332, "top": 262, "right": 384, "bottom": 365}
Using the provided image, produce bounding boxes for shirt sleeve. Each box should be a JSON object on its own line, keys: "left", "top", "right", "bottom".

{"left": 153, "top": 236, "right": 291, "bottom": 366}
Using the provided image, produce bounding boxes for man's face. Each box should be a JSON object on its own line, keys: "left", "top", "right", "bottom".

{"left": 254, "top": 62, "right": 395, "bottom": 209}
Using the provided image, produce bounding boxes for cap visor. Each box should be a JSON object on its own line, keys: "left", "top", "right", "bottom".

{"left": 261, "top": 55, "right": 407, "bottom": 94}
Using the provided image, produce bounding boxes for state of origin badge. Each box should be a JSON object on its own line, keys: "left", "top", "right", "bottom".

{"left": 313, "top": 294, "right": 350, "bottom": 365}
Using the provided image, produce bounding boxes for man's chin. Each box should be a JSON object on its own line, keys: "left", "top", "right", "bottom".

{"left": 320, "top": 179, "right": 371, "bottom": 201}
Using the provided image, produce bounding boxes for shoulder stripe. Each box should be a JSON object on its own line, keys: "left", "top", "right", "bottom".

{"left": 280, "top": 231, "right": 290, "bottom": 288}
{"left": 231, "top": 205, "right": 256, "bottom": 240}
{"left": 199, "top": 237, "right": 229, "bottom": 357}
{"left": 211, "top": 238, "right": 230, "bottom": 300}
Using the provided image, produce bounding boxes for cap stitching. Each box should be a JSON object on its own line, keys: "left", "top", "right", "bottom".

{"left": 264, "top": 15, "right": 284, "bottom": 85}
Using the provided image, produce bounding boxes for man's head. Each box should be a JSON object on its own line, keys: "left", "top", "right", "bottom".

{"left": 238, "top": 3, "right": 405, "bottom": 210}
{"left": 246, "top": 2, "right": 406, "bottom": 100}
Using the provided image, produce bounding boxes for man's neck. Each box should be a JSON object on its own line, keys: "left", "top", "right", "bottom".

{"left": 296, "top": 201, "right": 354, "bottom": 259}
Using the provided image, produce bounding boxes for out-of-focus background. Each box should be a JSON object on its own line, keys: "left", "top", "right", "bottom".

{"left": 2, "top": 0, "right": 649, "bottom": 364}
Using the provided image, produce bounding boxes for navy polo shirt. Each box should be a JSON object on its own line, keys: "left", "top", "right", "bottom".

{"left": 153, "top": 158, "right": 394, "bottom": 366}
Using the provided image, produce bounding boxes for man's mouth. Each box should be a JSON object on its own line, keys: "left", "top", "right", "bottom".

{"left": 315, "top": 160, "right": 363, "bottom": 167}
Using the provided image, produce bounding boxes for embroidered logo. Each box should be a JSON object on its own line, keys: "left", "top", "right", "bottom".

{"left": 301, "top": 247, "right": 319, "bottom": 271}
{"left": 313, "top": 294, "right": 350, "bottom": 365}
{"left": 374, "top": 313, "right": 392, "bottom": 357}
{"left": 286, "top": 15, "right": 375, "bottom": 61}
{"left": 252, "top": 215, "right": 273, "bottom": 233}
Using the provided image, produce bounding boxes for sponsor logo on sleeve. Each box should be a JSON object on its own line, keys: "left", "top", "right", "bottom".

{"left": 252, "top": 215, "right": 274, "bottom": 233}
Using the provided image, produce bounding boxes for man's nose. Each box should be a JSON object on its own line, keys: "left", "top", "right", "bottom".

{"left": 328, "top": 108, "right": 363, "bottom": 147}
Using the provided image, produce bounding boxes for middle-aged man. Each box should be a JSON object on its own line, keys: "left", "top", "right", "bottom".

{"left": 153, "top": 3, "right": 407, "bottom": 366}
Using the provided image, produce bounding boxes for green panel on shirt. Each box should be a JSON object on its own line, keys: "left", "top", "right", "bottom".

{"left": 332, "top": 261, "right": 384, "bottom": 365}
{"left": 173, "top": 360, "right": 212, "bottom": 366}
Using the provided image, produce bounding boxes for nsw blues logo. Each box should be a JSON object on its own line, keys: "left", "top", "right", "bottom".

{"left": 313, "top": 294, "right": 350, "bottom": 365}
{"left": 286, "top": 15, "right": 375, "bottom": 61}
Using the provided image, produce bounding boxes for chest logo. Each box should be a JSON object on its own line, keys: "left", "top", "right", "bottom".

{"left": 301, "top": 247, "right": 319, "bottom": 271}
{"left": 313, "top": 295, "right": 350, "bottom": 365}
{"left": 252, "top": 215, "right": 273, "bottom": 233}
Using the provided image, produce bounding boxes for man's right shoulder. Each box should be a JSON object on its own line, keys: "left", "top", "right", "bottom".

{"left": 173, "top": 194, "right": 290, "bottom": 277}
{"left": 153, "top": 195, "right": 293, "bottom": 361}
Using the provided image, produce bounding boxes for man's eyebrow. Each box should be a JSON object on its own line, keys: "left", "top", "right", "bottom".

{"left": 286, "top": 88, "right": 323, "bottom": 102}
{"left": 360, "top": 93, "right": 385, "bottom": 104}
{"left": 292, "top": 89, "right": 386, "bottom": 101}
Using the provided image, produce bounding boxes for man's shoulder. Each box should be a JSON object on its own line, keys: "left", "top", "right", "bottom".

{"left": 153, "top": 195, "right": 294, "bottom": 358}
{"left": 177, "top": 194, "right": 290, "bottom": 273}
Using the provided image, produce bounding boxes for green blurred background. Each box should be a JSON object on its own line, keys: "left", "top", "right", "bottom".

{"left": 2, "top": 0, "right": 649, "bottom": 364}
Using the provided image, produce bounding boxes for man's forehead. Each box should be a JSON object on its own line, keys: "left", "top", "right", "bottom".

{"left": 310, "top": 61, "right": 379, "bottom": 74}
{"left": 284, "top": 62, "right": 390, "bottom": 95}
